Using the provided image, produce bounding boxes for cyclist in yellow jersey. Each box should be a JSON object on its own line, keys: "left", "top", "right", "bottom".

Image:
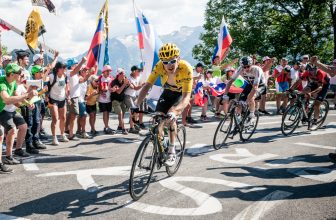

{"left": 135, "top": 43, "right": 193, "bottom": 166}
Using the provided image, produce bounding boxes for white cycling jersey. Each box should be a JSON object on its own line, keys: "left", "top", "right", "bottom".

{"left": 232, "top": 65, "right": 266, "bottom": 86}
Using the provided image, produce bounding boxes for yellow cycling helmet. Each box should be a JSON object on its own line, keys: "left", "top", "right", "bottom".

{"left": 159, "top": 43, "right": 180, "bottom": 60}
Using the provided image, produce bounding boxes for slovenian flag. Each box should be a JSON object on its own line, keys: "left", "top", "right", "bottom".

{"left": 86, "top": 3, "right": 106, "bottom": 72}
{"left": 134, "top": 3, "right": 162, "bottom": 84}
{"left": 0, "top": 22, "right": 10, "bottom": 32}
{"left": 212, "top": 16, "right": 232, "bottom": 62}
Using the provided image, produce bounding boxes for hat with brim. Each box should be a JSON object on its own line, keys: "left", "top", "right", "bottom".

{"left": 31, "top": 65, "right": 43, "bottom": 75}
{"left": 262, "top": 56, "right": 270, "bottom": 62}
{"left": 5, "top": 63, "right": 21, "bottom": 74}
{"left": 102, "top": 65, "right": 112, "bottom": 73}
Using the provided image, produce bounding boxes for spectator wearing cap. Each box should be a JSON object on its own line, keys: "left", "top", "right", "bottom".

{"left": 66, "top": 57, "right": 87, "bottom": 141}
{"left": 0, "top": 63, "right": 38, "bottom": 169}
{"left": 301, "top": 55, "right": 309, "bottom": 67}
{"left": 272, "top": 58, "right": 291, "bottom": 114}
{"left": 98, "top": 65, "right": 115, "bottom": 134}
{"left": 20, "top": 65, "right": 48, "bottom": 152}
{"left": 76, "top": 66, "right": 94, "bottom": 139}
{"left": 0, "top": 55, "right": 12, "bottom": 76}
{"left": 329, "top": 59, "right": 336, "bottom": 109}
{"left": 124, "top": 65, "right": 144, "bottom": 134}
{"left": 48, "top": 62, "right": 70, "bottom": 145}
{"left": 16, "top": 50, "right": 31, "bottom": 80}
{"left": 110, "top": 68, "right": 129, "bottom": 135}
{"left": 258, "top": 56, "right": 275, "bottom": 115}
{"left": 86, "top": 75, "right": 100, "bottom": 135}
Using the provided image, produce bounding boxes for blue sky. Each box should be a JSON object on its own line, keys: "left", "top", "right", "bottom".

{"left": 0, "top": 0, "right": 207, "bottom": 58}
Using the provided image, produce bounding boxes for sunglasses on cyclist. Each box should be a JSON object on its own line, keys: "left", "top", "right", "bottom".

{"left": 162, "top": 59, "right": 177, "bottom": 65}
{"left": 243, "top": 65, "right": 251, "bottom": 69}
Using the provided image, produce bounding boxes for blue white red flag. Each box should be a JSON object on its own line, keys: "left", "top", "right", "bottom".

{"left": 212, "top": 16, "right": 232, "bottom": 62}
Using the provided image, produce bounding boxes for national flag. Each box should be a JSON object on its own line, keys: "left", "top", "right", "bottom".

{"left": 134, "top": 3, "right": 162, "bottom": 84}
{"left": 103, "top": 0, "right": 110, "bottom": 65}
{"left": 31, "top": 0, "right": 56, "bottom": 14}
{"left": 194, "top": 82, "right": 207, "bottom": 107}
{"left": 86, "top": 2, "right": 106, "bottom": 71}
{"left": 212, "top": 16, "right": 232, "bottom": 62}
{"left": 24, "top": 8, "right": 46, "bottom": 51}
{"left": 0, "top": 23, "right": 10, "bottom": 32}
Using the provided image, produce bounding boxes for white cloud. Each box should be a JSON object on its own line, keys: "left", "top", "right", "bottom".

{"left": 0, "top": 0, "right": 207, "bottom": 58}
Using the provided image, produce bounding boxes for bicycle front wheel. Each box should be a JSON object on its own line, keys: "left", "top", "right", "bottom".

{"left": 240, "top": 112, "right": 259, "bottom": 142}
{"left": 166, "top": 124, "right": 186, "bottom": 177}
{"left": 281, "top": 105, "right": 301, "bottom": 136}
{"left": 129, "top": 135, "right": 157, "bottom": 201}
{"left": 213, "top": 115, "right": 233, "bottom": 150}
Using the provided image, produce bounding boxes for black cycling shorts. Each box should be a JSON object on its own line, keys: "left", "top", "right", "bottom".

{"left": 305, "top": 82, "right": 330, "bottom": 102}
{"left": 156, "top": 89, "right": 182, "bottom": 114}
{"left": 239, "top": 83, "right": 266, "bottom": 102}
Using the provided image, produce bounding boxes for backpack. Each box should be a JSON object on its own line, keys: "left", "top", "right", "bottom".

{"left": 47, "top": 72, "right": 68, "bottom": 97}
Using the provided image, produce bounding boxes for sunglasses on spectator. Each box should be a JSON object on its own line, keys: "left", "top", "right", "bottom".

{"left": 162, "top": 59, "right": 177, "bottom": 65}
{"left": 243, "top": 65, "right": 251, "bottom": 69}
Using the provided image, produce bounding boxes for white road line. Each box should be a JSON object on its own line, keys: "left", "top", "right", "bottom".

{"left": 294, "top": 143, "right": 335, "bottom": 150}
{"left": 210, "top": 148, "right": 277, "bottom": 165}
{"left": 259, "top": 121, "right": 281, "bottom": 125}
{"left": 186, "top": 144, "right": 213, "bottom": 156}
{"left": 126, "top": 176, "right": 265, "bottom": 216}
{"left": 287, "top": 167, "right": 336, "bottom": 183}
{"left": 233, "top": 190, "right": 293, "bottom": 220}
{"left": 37, "top": 166, "right": 134, "bottom": 192}
{"left": 0, "top": 214, "right": 30, "bottom": 220}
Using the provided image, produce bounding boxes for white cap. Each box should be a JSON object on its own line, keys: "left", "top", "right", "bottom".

{"left": 116, "top": 67, "right": 125, "bottom": 74}
{"left": 225, "top": 66, "right": 235, "bottom": 72}
{"left": 33, "top": 54, "right": 43, "bottom": 62}
{"left": 262, "top": 56, "right": 270, "bottom": 62}
{"left": 301, "top": 54, "right": 309, "bottom": 59}
{"left": 333, "top": 59, "right": 336, "bottom": 63}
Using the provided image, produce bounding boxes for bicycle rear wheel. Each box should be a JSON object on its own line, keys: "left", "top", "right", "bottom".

{"left": 308, "top": 100, "right": 329, "bottom": 130}
{"left": 213, "top": 115, "right": 233, "bottom": 150}
{"left": 129, "top": 135, "right": 157, "bottom": 201}
{"left": 166, "top": 124, "right": 186, "bottom": 176}
{"left": 240, "top": 111, "right": 259, "bottom": 142}
{"left": 281, "top": 105, "right": 301, "bottom": 136}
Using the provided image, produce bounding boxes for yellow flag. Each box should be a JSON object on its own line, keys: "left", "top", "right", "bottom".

{"left": 24, "top": 8, "right": 46, "bottom": 50}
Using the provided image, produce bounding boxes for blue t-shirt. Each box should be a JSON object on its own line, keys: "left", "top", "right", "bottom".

{"left": 0, "top": 68, "right": 5, "bottom": 76}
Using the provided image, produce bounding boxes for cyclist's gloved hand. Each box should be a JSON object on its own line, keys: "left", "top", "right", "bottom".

{"left": 167, "top": 112, "right": 177, "bottom": 122}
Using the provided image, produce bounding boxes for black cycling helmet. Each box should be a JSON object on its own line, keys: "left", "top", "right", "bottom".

{"left": 305, "top": 63, "right": 317, "bottom": 74}
{"left": 240, "top": 56, "right": 253, "bottom": 66}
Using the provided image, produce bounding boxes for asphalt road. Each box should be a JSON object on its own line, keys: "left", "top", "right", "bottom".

{"left": 0, "top": 102, "right": 336, "bottom": 220}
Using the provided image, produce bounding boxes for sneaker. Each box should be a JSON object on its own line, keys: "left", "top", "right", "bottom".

{"left": 187, "top": 117, "right": 198, "bottom": 124}
{"left": 310, "top": 119, "right": 319, "bottom": 131}
{"left": 33, "top": 140, "right": 47, "bottom": 149}
{"left": 40, "top": 128, "right": 46, "bottom": 136}
{"left": 0, "top": 163, "right": 13, "bottom": 173}
{"left": 14, "top": 149, "right": 30, "bottom": 157}
{"left": 117, "top": 126, "right": 123, "bottom": 131}
{"left": 276, "top": 109, "right": 283, "bottom": 115}
{"left": 3, "top": 156, "right": 21, "bottom": 165}
{"left": 164, "top": 153, "right": 176, "bottom": 167}
{"left": 26, "top": 143, "right": 39, "bottom": 154}
{"left": 328, "top": 153, "right": 336, "bottom": 163}
{"left": 90, "top": 130, "right": 99, "bottom": 136}
{"left": 59, "top": 134, "right": 69, "bottom": 142}
{"left": 65, "top": 130, "right": 69, "bottom": 134}
{"left": 129, "top": 128, "right": 139, "bottom": 134}
{"left": 68, "top": 135, "right": 80, "bottom": 141}
{"left": 104, "top": 127, "right": 116, "bottom": 135}
{"left": 139, "top": 123, "right": 146, "bottom": 130}
{"left": 122, "top": 129, "right": 128, "bottom": 135}
{"left": 247, "top": 115, "right": 256, "bottom": 125}
{"left": 52, "top": 136, "right": 59, "bottom": 146}
{"left": 258, "top": 109, "right": 271, "bottom": 115}
{"left": 79, "top": 132, "right": 91, "bottom": 139}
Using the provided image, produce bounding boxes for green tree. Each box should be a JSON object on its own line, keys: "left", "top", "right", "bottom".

{"left": 193, "top": 0, "right": 335, "bottom": 65}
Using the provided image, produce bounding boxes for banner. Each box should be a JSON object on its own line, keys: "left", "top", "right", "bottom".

{"left": 24, "top": 9, "right": 46, "bottom": 51}
{"left": 31, "top": 0, "right": 56, "bottom": 14}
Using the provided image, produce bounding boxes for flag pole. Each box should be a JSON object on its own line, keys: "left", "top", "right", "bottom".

{"left": 132, "top": 0, "right": 144, "bottom": 65}
{"left": 41, "top": 33, "right": 49, "bottom": 64}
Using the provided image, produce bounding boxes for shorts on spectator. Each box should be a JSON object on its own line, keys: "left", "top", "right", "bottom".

{"left": 0, "top": 110, "right": 26, "bottom": 132}
{"left": 49, "top": 97, "right": 66, "bottom": 108}
{"left": 276, "top": 82, "right": 289, "bottom": 93}
{"left": 112, "top": 100, "right": 127, "bottom": 114}
{"left": 124, "top": 95, "right": 136, "bottom": 109}
{"left": 69, "top": 97, "right": 80, "bottom": 115}
{"left": 79, "top": 102, "right": 87, "bottom": 117}
{"left": 329, "top": 84, "right": 336, "bottom": 93}
{"left": 86, "top": 104, "right": 97, "bottom": 114}
{"left": 99, "top": 102, "right": 112, "bottom": 113}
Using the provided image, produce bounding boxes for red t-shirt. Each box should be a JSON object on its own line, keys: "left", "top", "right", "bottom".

{"left": 273, "top": 66, "right": 290, "bottom": 83}
{"left": 301, "top": 70, "right": 330, "bottom": 85}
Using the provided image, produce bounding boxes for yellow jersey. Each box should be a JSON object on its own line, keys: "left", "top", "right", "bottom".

{"left": 147, "top": 60, "right": 193, "bottom": 93}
